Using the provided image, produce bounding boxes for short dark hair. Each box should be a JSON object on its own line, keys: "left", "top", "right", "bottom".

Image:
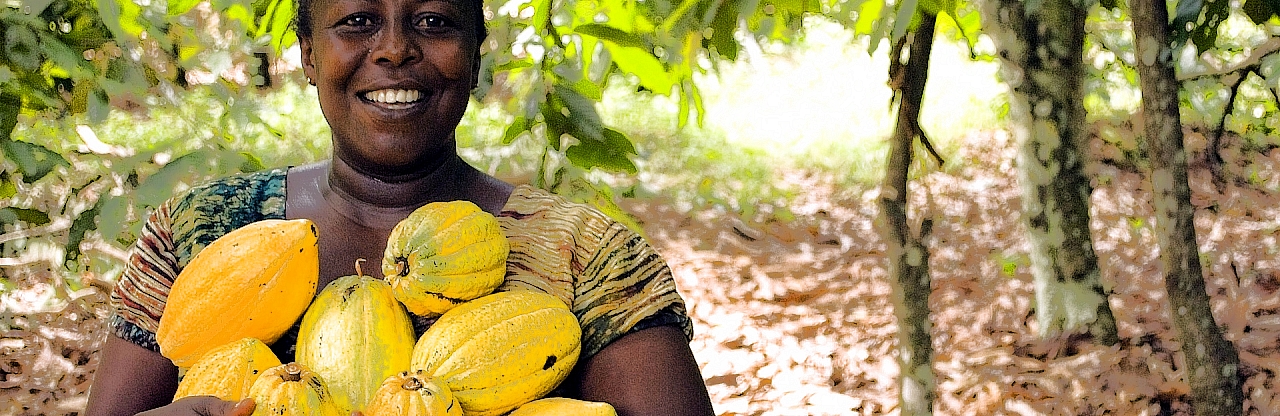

{"left": 293, "top": 0, "right": 489, "bottom": 45}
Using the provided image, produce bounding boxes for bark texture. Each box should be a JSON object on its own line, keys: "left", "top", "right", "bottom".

{"left": 1130, "top": 0, "right": 1244, "bottom": 413}
{"left": 878, "top": 14, "right": 937, "bottom": 416}
{"left": 978, "top": 0, "right": 1119, "bottom": 345}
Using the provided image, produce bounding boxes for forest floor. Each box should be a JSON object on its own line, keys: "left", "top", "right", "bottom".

{"left": 7, "top": 129, "right": 1280, "bottom": 415}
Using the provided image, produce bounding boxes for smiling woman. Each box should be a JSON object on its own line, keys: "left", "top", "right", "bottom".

{"left": 82, "top": 0, "right": 715, "bottom": 415}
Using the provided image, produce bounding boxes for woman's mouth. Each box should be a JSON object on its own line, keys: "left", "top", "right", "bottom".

{"left": 362, "top": 89, "right": 424, "bottom": 110}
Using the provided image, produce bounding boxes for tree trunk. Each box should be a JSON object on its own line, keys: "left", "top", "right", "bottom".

{"left": 878, "top": 14, "right": 937, "bottom": 416}
{"left": 1130, "top": 0, "right": 1244, "bottom": 413}
{"left": 978, "top": 0, "right": 1119, "bottom": 345}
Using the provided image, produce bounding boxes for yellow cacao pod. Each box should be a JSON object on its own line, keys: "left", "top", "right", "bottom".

{"left": 410, "top": 290, "right": 581, "bottom": 416}
{"left": 382, "top": 200, "right": 509, "bottom": 317}
{"left": 363, "top": 370, "right": 463, "bottom": 416}
{"left": 173, "top": 337, "right": 281, "bottom": 402}
{"left": 157, "top": 219, "right": 319, "bottom": 368}
{"left": 508, "top": 398, "right": 617, "bottom": 416}
{"left": 296, "top": 261, "right": 417, "bottom": 415}
{"left": 248, "top": 362, "right": 343, "bottom": 416}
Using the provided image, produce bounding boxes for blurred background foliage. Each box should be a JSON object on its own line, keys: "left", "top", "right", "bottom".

{"left": 0, "top": 0, "right": 1277, "bottom": 319}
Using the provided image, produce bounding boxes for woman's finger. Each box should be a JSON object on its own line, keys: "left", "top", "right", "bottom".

{"left": 226, "top": 398, "right": 256, "bottom": 416}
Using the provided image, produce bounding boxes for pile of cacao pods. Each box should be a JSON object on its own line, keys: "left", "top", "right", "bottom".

{"left": 154, "top": 201, "right": 616, "bottom": 415}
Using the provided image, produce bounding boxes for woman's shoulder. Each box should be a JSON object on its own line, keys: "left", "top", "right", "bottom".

{"left": 170, "top": 168, "right": 288, "bottom": 207}
{"left": 164, "top": 168, "right": 290, "bottom": 250}
{"left": 500, "top": 184, "right": 616, "bottom": 228}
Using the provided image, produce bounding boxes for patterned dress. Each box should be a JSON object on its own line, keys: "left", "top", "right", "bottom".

{"left": 109, "top": 168, "right": 692, "bottom": 365}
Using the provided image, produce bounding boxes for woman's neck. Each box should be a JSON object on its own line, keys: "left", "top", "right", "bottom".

{"left": 318, "top": 152, "right": 483, "bottom": 229}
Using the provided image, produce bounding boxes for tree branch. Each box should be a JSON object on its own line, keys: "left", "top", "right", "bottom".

{"left": 913, "top": 119, "right": 947, "bottom": 167}
{"left": 0, "top": 218, "right": 72, "bottom": 245}
{"left": 1178, "top": 37, "right": 1280, "bottom": 81}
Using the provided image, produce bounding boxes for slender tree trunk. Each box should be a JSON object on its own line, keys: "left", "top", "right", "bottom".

{"left": 979, "top": 0, "right": 1119, "bottom": 345}
{"left": 878, "top": 14, "right": 936, "bottom": 416}
{"left": 1130, "top": 0, "right": 1244, "bottom": 413}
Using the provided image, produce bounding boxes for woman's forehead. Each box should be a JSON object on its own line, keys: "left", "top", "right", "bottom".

{"left": 316, "top": 0, "right": 470, "bottom": 9}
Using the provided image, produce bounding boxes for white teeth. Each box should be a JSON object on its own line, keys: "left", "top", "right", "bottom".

{"left": 364, "top": 89, "right": 421, "bottom": 104}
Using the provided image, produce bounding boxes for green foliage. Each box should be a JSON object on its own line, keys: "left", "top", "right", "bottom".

{"left": 1242, "top": 0, "right": 1280, "bottom": 24}
{"left": 1173, "top": 0, "right": 1231, "bottom": 52}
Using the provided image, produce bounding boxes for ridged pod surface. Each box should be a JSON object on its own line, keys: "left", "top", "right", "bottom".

{"left": 382, "top": 201, "right": 509, "bottom": 317}
{"left": 296, "top": 269, "right": 417, "bottom": 414}
{"left": 158, "top": 219, "right": 319, "bottom": 368}
{"left": 410, "top": 290, "right": 581, "bottom": 416}
{"left": 173, "top": 337, "right": 281, "bottom": 402}
{"left": 247, "top": 362, "right": 343, "bottom": 416}
{"left": 363, "top": 370, "right": 463, "bottom": 416}
{"left": 507, "top": 398, "right": 618, "bottom": 416}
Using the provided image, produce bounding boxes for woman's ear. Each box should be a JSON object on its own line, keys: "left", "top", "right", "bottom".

{"left": 299, "top": 36, "right": 317, "bottom": 85}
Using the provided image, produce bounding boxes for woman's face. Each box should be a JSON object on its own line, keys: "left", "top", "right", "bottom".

{"left": 300, "top": 0, "right": 480, "bottom": 175}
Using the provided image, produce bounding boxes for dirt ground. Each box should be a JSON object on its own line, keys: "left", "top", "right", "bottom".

{"left": 7, "top": 129, "right": 1280, "bottom": 415}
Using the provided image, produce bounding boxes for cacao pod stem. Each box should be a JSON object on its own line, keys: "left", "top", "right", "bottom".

{"left": 282, "top": 363, "right": 304, "bottom": 382}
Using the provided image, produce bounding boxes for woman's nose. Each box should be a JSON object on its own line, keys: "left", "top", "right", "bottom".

{"left": 370, "top": 23, "right": 420, "bottom": 66}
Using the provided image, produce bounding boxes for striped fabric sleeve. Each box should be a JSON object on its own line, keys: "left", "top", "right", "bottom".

{"left": 574, "top": 220, "right": 692, "bottom": 358}
{"left": 498, "top": 185, "right": 692, "bottom": 359}
{"left": 108, "top": 199, "right": 180, "bottom": 352}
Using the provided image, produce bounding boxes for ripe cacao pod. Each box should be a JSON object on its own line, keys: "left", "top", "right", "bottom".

{"left": 507, "top": 398, "right": 618, "bottom": 416}
{"left": 363, "top": 370, "right": 463, "bottom": 416}
{"left": 173, "top": 337, "right": 281, "bottom": 402}
{"left": 410, "top": 290, "right": 581, "bottom": 416}
{"left": 382, "top": 200, "right": 509, "bottom": 317}
{"left": 248, "top": 362, "right": 343, "bottom": 416}
{"left": 296, "top": 261, "right": 417, "bottom": 414}
{"left": 157, "top": 219, "right": 319, "bottom": 368}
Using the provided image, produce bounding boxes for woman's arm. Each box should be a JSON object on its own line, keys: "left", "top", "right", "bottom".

{"left": 575, "top": 325, "right": 715, "bottom": 416}
{"left": 85, "top": 335, "right": 181, "bottom": 415}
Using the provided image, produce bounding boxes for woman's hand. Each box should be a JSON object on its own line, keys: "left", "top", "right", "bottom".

{"left": 135, "top": 397, "right": 255, "bottom": 416}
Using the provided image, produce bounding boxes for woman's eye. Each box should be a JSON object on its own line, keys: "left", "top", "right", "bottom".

{"left": 416, "top": 15, "right": 451, "bottom": 29}
{"left": 342, "top": 15, "right": 373, "bottom": 27}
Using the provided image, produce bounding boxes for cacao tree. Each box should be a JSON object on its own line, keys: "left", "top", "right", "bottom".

{"left": 879, "top": 11, "right": 939, "bottom": 414}
{"left": 978, "top": 0, "right": 1120, "bottom": 346}
{"left": 1132, "top": 0, "right": 1255, "bottom": 412}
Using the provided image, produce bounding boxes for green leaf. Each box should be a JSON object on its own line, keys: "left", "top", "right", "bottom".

{"left": 541, "top": 97, "right": 572, "bottom": 150}
{"left": 564, "top": 127, "right": 638, "bottom": 172}
{"left": 169, "top": 0, "right": 204, "bottom": 15}
{"left": 66, "top": 197, "right": 103, "bottom": 263}
{"left": 503, "top": 116, "right": 534, "bottom": 144}
{"left": 865, "top": 1, "right": 892, "bottom": 54}
{"left": 554, "top": 83, "right": 603, "bottom": 141}
{"left": 96, "top": 194, "right": 131, "bottom": 244}
{"left": 889, "top": 0, "right": 919, "bottom": 45}
{"left": 37, "top": 32, "right": 88, "bottom": 78}
{"left": 1173, "top": 0, "right": 1229, "bottom": 52}
{"left": 1, "top": 139, "right": 70, "bottom": 183}
{"left": 1242, "top": 0, "right": 1280, "bottom": 24}
{"left": 574, "top": 23, "right": 646, "bottom": 48}
{"left": 571, "top": 78, "right": 604, "bottom": 100}
{"left": 1, "top": 93, "right": 18, "bottom": 141}
{"left": 268, "top": 0, "right": 297, "bottom": 53}
{"left": 708, "top": 0, "right": 740, "bottom": 60}
{"left": 919, "top": 0, "right": 954, "bottom": 15}
{"left": 604, "top": 43, "right": 674, "bottom": 94}
{"left": 854, "top": 0, "right": 885, "bottom": 35}
{"left": 4, "top": 25, "right": 42, "bottom": 73}
{"left": 240, "top": 152, "right": 265, "bottom": 172}
{"left": 135, "top": 152, "right": 206, "bottom": 208}
{"left": 97, "top": 0, "right": 146, "bottom": 40}
{"left": 0, "top": 207, "right": 51, "bottom": 226}
{"left": 0, "top": 172, "right": 16, "bottom": 199}
{"left": 532, "top": 0, "right": 552, "bottom": 32}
